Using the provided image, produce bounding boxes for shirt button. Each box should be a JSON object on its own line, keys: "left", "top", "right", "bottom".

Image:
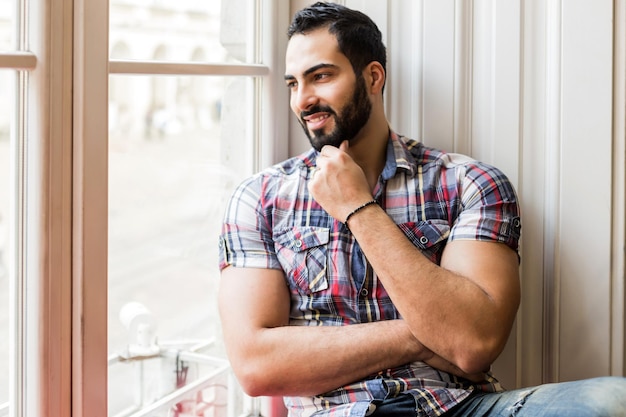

{"left": 294, "top": 239, "right": 303, "bottom": 248}
{"left": 360, "top": 289, "right": 369, "bottom": 297}
{"left": 419, "top": 236, "right": 429, "bottom": 245}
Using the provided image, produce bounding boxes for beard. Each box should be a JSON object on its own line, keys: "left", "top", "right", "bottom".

{"left": 299, "top": 74, "right": 372, "bottom": 152}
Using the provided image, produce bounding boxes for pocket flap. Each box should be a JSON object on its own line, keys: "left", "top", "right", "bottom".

{"left": 398, "top": 220, "right": 450, "bottom": 250}
{"left": 274, "top": 226, "right": 330, "bottom": 252}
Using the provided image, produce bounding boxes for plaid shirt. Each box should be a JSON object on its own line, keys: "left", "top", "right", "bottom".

{"left": 219, "top": 131, "right": 521, "bottom": 417}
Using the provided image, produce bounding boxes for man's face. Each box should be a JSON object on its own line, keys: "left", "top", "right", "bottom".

{"left": 285, "top": 29, "right": 372, "bottom": 151}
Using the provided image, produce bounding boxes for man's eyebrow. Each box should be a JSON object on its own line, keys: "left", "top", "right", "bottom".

{"left": 284, "top": 63, "right": 339, "bottom": 81}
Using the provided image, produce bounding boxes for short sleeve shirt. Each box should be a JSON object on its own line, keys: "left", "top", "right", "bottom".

{"left": 219, "top": 131, "right": 522, "bottom": 417}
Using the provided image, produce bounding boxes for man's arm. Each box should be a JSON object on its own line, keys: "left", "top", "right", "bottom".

{"left": 309, "top": 142, "right": 520, "bottom": 374}
{"left": 348, "top": 211, "right": 520, "bottom": 374}
{"left": 218, "top": 266, "right": 479, "bottom": 397}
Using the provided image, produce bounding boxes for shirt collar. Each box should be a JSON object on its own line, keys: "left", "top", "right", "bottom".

{"left": 381, "top": 130, "right": 419, "bottom": 180}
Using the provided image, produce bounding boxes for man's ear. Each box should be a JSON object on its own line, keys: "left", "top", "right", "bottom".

{"left": 365, "top": 61, "right": 386, "bottom": 94}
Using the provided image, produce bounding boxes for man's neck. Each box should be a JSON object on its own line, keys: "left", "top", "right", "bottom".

{"left": 347, "top": 117, "right": 390, "bottom": 192}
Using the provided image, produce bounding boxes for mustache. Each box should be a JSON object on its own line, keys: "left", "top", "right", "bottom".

{"left": 300, "top": 105, "right": 336, "bottom": 120}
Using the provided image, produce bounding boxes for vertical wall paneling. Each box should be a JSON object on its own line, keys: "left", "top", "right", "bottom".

{"left": 541, "top": 0, "right": 563, "bottom": 384}
{"left": 387, "top": 0, "right": 422, "bottom": 140}
{"left": 452, "top": 0, "right": 473, "bottom": 157}
{"left": 558, "top": 0, "right": 613, "bottom": 382}
{"left": 421, "top": 0, "right": 456, "bottom": 152}
{"left": 470, "top": 0, "right": 493, "bottom": 163}
{"left": 612, "top": 0, "right": 626, "bottom": 377}
{"left": 470, "top": 0, "right": 522, "bottom": 389}
{"left": 391, "top": 0, "right": 622, "bottom": 386}
{"left": 471, "top": 0, "right": 521, "bottom": 187}
{"left": 518, "top": 0, "right": 548, "bottom": 388}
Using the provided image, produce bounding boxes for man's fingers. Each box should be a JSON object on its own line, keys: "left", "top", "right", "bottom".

{"left": 320, "top": 144, "right": 337, "bottom": 157}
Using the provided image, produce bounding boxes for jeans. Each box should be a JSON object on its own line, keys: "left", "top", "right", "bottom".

{"left": 369, "top": 377, "right": 626, "bottom": 417}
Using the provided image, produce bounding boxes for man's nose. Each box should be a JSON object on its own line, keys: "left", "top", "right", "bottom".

{"left": 293, "top": 84, "right": 318, "bottom": 112}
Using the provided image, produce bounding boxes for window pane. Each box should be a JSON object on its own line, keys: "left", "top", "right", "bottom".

{"left": 108, "top": 74, "right": 254, "bottom": 416}
{"left": 0, "top": 70, "right": 14, "bottom": 410}
{"left": 109, "top": 0, "right": 254, "bottom": 64}
{"left": 0, "top": 0, "right": 15, "bottom": 51}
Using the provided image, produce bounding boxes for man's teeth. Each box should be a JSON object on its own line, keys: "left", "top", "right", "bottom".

{"left": 309, "top": 115, "right": 329, "bottom": 123}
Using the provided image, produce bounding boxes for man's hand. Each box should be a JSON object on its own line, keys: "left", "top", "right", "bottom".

{"left": 308, "top": 141, "right": 373, "bottom": 222}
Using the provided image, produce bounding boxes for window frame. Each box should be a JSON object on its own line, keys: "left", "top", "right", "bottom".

{"left": 1, "top": 0, "right": 290, "bottom": 416}
{"left": 0, "top": 0, "right": 74, "bottom": 415}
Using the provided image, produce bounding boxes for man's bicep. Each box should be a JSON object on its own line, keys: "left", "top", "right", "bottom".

{"left": 218, "top": 266, "right": 291, "bottom": 331}
{"left": 440, "top": 240, "right": 520, "bottom": 310}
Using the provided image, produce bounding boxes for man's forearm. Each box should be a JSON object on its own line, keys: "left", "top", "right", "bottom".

{"left": 346, "top": 205, "right": 520, "bottom": 374}
{"left": 225, "top": 319, "right": 424, "bottom": 397}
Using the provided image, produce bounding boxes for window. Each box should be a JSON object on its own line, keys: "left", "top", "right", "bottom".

{"left": 106, "top": 1, "right": 262, "bottom": 415}
{"left": 0, "top": 69, "right": 13, "bottom": 415}
{"left": 0, "top": 0, "right": 31, "bottom": 415}
{"left": 0, "top": 0, "right": 288, "bottom": 416}
{"left": 106, "top": 71, "right": 256, "bottom": 415}
{"left": 0, "top": 0, "right": 15, "bottom": 410}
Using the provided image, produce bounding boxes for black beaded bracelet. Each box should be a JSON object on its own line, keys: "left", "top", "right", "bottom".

{"left": 344, "top": 199, "right": 378, "bottom": 230}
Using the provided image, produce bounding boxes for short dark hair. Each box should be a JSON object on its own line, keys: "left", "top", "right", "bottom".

{"left": 287, "top": 2, "right": 387, "bottom": 78}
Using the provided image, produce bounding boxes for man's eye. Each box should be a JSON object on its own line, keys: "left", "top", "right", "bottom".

{"left": 314, "top": 73, "right": 330, "bottom": 81}
{"left": 286, "top": 81, "right": 297, "bottom": 89}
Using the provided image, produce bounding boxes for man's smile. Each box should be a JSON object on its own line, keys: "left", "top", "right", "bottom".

{"left": 303, "top": 113, "right": 332, "bottom": 130}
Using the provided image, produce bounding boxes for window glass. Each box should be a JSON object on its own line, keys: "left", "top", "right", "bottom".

{"left": 0, "top": 0, "right": 15, "bottom": 51}
{"left": 0, "top": 70, "right": 13, "bottom": 409}
{"left": 109, "top": 0, "right": 252, "bottom": 64}
{"left": 107, "top": 74, "right": 254, "bottom": 416}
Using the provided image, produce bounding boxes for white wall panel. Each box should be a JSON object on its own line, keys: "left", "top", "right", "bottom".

{"left": 390, "top": 0, "right": 623, "bottom": 387}
{"left": 452, "top": 0, "right": 473, "bottom": 157}
{"left": 387, "top": 0, "right": 422, "bottom": 139}
{"left": 519, "top": 0, "right": 549, "bottom": 388}
{"left": 421, "top": 0, "right": 456, "bottom": 152}
{"left": 471, "top": 0, "right": 521, "bottom": 186}
{"left": 470, "top": 0, "right": 523, "bottom": 389}
{"left": 612, "top": 0, "right": 626, "bottom": 378}
{"left": 557, "top": 0, "right": 614, "bottom": 381}
{"left": 287, "top": 0, "right": 625, "bottom": 390}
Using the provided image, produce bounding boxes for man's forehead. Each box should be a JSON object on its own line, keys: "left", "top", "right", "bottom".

{"left": 285, "top": 30, "right": 345, "bottom": 75}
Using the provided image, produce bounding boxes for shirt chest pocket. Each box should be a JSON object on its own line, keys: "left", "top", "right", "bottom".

{"left": 274, "top": 226, "right": 330, "bottom": 295}
{"left": 397, "top": 220, "right": 451, "bottom": 264}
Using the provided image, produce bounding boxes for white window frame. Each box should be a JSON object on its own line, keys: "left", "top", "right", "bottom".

{"left": 5, "top": 0, "right": 74, "bottom": 416}
{"left": 1, "top": 0, "right": 290, "bottom": 416}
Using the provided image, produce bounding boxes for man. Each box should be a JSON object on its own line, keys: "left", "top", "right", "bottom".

{"left": 218, "top": 2, "right": 626, "bottom": 416}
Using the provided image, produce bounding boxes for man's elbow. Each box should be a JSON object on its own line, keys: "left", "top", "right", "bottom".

{"left": 231, "top": 363, "right": 278, "bottom": 397}
{"left": 455, "top": 355, "right": 493, "bottom": 376}
{"left": 454, "top": 337, "right": 507, "bottom": 375}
